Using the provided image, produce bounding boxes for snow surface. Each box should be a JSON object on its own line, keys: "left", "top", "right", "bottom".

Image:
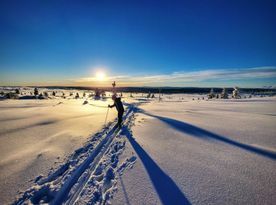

{"left": 0, "top": 96, "right": 117, "bottom": 204}
{"left": 0, "top": 90, "right": 275, "bottom": 205}
{"left": 112, "top": 96, "right": 276, "bottom": 205}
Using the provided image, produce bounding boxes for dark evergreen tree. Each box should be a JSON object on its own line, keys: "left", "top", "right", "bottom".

{"left": 43, "top": 92, "right": 49, "bottom": 97}
{"left": 95, "top": 89, "right": 100, "bottom": 98}
{"left": 15, "top": 88, "right": 20, "bottom": 94}
{"left": 34, "top": 88, "right": 39, "bottom": 96}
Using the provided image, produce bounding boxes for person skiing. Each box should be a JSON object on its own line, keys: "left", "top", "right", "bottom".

{"left": 108, "top": 94, "right": 124, "bottom": 128}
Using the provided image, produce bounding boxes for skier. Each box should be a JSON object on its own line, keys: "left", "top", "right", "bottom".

{"left": 108, "top": 94, "right": 124, "bottom": 128}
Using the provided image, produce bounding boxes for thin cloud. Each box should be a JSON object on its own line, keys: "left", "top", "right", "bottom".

{"left": 71, "top": 66, "right": 276, "bottom": 86}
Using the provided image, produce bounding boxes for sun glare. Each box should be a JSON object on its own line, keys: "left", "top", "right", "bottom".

{"left": 95, "top": 71, "right": 106, "bottom": 81}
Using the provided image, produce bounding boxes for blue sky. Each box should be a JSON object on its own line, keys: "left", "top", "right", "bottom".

{"left": 0, "top": 0, "right": 276, "bottom": 87}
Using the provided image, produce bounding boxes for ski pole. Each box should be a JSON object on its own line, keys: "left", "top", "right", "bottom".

{"left": 104, "top": 107, "right": 109, "bottom": 127}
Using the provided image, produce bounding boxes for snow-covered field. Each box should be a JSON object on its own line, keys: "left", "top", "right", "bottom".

{"left": 0, "top": 89, "right": 275, "bottom": 204}
{"left": 0, "top": 93, "right": 118, "bottom": 204}
{"left": 112, "top": 96, "right": 276, "bottom": 205}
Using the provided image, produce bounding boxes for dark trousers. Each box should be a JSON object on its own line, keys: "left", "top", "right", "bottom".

{"left": 117, "top": 112, "right": 123, "bottom": 127}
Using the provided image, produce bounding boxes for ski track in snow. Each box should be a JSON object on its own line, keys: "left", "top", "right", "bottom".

{"left": 14, "top": 105, "right": 138, "bottom": 205}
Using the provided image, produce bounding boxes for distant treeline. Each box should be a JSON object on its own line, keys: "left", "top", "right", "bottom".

{"left": 35, "top": 86, "right": 276, "bottom": 94}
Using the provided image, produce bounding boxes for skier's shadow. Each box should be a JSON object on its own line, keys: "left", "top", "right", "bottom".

{"left": 141, "top": 111, "right": 276, "bottom": 160}
{"left": 122, "top": 127, "right": 191, "bottom": 205}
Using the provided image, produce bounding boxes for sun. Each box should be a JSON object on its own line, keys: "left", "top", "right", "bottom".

{"left": 95, "top": 71, "right": 106, "bottom": 81}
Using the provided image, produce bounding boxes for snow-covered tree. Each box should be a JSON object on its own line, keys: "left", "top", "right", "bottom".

{"left": 220, "top": 88, "right": 228, "bottom": 99}
{"left": 232, "top": 87, "right": 241, "bottom": 99}
{"left": 208, "top": 88, "right": 215, "bottom": 99}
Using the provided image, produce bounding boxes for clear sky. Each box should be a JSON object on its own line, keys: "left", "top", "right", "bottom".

{"left": 0, "top": 0, "right": 276, "bottom": 87}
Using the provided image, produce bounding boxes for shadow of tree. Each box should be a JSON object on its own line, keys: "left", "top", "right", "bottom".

{"left": 140, "top": 110, "right": 276, "bottom": 160}
{"left": 118, "top": 175, "right": 131, "bottom": 205}
{"left": 122, "top": 127, "right": 191, "bottom": 205}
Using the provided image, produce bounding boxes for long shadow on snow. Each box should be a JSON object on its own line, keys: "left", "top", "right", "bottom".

{"left": 118, "top": 175, "right": 131, "bottom": 205}
{"left": 140, "top": 111, "right": 276, "bottom": 160}
{"left": 122, "top": 127, "right": 191, "bottom": 205}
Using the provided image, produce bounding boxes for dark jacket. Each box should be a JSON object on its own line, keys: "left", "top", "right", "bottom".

{"left": 110, "top": 97, "right": 124, "bottom": 114}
